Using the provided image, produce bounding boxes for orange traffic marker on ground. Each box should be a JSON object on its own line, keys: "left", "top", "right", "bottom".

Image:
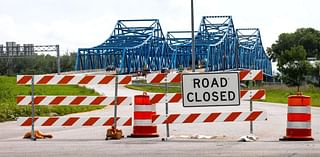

{"left": 280, "top": 93, "right": 313, "bottom": 141}
{"left": 130, "top": 92, "right": 159, "bottom": 137}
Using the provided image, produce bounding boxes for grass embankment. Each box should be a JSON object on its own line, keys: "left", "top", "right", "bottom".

{"left": 126, "top": 82, "right": 320, "bottom": 107}
{"left": 261, "top": 85, "right": 320, "bottom": 106}
{"left": 0, "top": 76, "right": 103, "bottom": 122}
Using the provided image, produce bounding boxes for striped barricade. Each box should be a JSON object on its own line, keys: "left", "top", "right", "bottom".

{"left": 146, "top": 70, "right": 263, "bottom": 84}
{"left": 148, "top": 89, "right": 265, "bottom": 104}
{"left": 146, "top": 73, "right": 182, "bottom": 83}
{"left": 149, "top": 93, "right": 182, "bottom": 104}
{"left": 17, "top": 96, "right": 132, "bottom": 106}
{"left": 239, "top": 70, "right": 263, "bottom": 81}
{"left": 18, "top": 116, "right": 132, "bottom": 127}
{"left": 17, "top": 74, "right": 132, "bottom": 85}
{"left": 239, "top": 89, "right": 266, "bottom": 100}
{"left": 152, "top": 111, "right": 267, "bottom": 124}
{"left": 16, "top": 73, "right": 133, "bottom": 137}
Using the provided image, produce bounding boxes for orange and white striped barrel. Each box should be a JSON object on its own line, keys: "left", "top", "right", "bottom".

{"left": 130, "top": 92, "right": 159, "bottom": 137}
{"left": 280, "top": 94, "right": 313, "bottom": 141}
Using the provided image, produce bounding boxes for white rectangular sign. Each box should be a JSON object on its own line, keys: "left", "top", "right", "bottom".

{"left": 182, "top": 72, "right": 240, "bottom": 107}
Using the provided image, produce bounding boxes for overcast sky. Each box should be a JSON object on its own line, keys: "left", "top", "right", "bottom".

{"left": 0, "top": 0, "right": 319, "bottom": 54}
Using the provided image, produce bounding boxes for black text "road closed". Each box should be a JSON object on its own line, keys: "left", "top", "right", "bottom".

{"left": 186, "top": 77, "right": 236, "bottom": 102}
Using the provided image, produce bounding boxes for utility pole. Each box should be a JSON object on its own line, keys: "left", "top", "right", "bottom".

{"left": 191, "top": 0, "right": 195, "bottom": 72}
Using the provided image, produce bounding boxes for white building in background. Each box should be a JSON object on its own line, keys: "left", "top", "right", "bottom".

{"left": 307, "top": 57, "right": 320, "bottom": 84}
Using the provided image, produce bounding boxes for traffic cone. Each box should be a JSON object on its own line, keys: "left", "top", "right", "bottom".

{"left": 129, "top": 92, "right": 159, "bottom": 137}
{"left": 280, "top": 93, "right": 313, "bottom": 141}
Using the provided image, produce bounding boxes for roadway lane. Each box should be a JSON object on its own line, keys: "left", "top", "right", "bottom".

{"left": 1, "top": 83, "right": 320, "bottom": 156}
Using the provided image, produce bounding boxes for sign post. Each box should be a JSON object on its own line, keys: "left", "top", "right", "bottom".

{"left": 182, "top": 72, "right": 240, "bottom": 107}
{"left": 31, "top": 75, "right": 36, "bottom": 141}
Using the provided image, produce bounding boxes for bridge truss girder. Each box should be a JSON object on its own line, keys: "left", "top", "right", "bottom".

{"left": 76, "top": 19, "right": 168, "bottom": 73}
{"left": 76, "top": 16, "right": 272, "bottom": 76}
{"left": 236, "top": 28, "right": 272, "bottom": 76}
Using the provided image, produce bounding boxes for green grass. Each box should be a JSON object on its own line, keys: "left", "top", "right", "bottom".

{"left": 258, "top": 85, "right": 320, "bottom": 107}
{"left": 126, "top": 82, "right": 320, "bottom": 107}
{"left": 0, "top": 76, "right": 103, "bottom": 122}
{"left": 126, "top": 83, "right": 180, "bottom": 93}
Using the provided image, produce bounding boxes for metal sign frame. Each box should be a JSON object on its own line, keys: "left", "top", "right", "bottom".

{"left": 182, "top": 72, "right": 240, "bottom": 107}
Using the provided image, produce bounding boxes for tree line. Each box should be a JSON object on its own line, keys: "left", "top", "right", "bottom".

{"left": 0, "top": 53, "right": 77, "bottom": 75}
{"left": 267, "top": 28, "right": 320, "bottom": 87}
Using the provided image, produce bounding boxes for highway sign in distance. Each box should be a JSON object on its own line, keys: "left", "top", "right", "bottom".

{"left": 182, "top": 72, "right": 240, "bottom": 107}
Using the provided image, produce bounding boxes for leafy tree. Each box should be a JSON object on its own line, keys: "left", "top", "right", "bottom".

{"left": 269, "top": 28, "right": 320, "bottom": 61}
{"left": 268, "top": 28, "right": 320, "bottom": 87}
{"left": 0, "top": 52, "right": 77, "bottom": 75}
{"left": 278, "top": 46, "right": 312, "bottom": 89}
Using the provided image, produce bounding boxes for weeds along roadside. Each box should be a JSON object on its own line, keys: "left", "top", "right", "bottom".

{"left": 0, "top": 76, "right": 103, "bottom": 122}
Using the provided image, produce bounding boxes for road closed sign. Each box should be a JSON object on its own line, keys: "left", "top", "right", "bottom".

{"left": 182, "top": 72, "right": 240, "bottom": 107}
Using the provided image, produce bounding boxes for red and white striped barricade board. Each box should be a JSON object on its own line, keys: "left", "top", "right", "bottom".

{"left": 240, "top": 89, "right": 266, "bottom": 100}
{"left": 146, "top": 73, "right": 182, "bottom": 83}
{"left": 18, "top": 116, "right": 132, "bottom": 127}
{"left": 148, "top": 89, "right": 265, "bottom": 104}
{"left": 239, "top": 70, "right": 263, "bottom": 81}
{"left": 16, "top": 96, "right": 132, "bottom": 106}
{"left": 149, "top": 93, "right": 182, "bottom": 104}
{"left": 146, "top": 70, "right": 263, "bottom": 84}
{"left": 152, "top": 111, "right": 267, "bottom": 124}
{"left": 17, "top": 74, "right": 132, "bottom": 85}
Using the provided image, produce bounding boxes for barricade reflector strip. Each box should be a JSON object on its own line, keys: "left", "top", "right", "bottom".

{"left": 17, "top": 117, "right": 132, "bottom": 127}
{"left": 288, "top": 106, "right": 311, "bottom": 113}
{"left": 149, "top": 93, "right": 182, "bottom": 104}
{"left": 17, "top": 75, "right": 132, "bottom": 85}
{"left": 134, "top": 105, "right": 156, "bottom": 112}
{"left": 146, "top": 73, "right": 181, "bottom": 83}
{"left": 134, "top": 120, "right": 153, "bottom": 126}
{"left": 240, "top": 89, "right": 266, "bottom": 100}
{"left": 149, "top": 90, "right": 265, "bottom": 104}
{"left": 17, "top": 96, "right": 132, "bottom": 106}
{"left": 239, "top": 70, "right": 263, "bottom": 81}
{"left": 152, "top": 111, "right": 267, "bottom": 124}
{"left": 287, "top": 122, "right": 311, "bottom": 129}
{"left": 146, "top": 70, "right": 262, "bottom": 84}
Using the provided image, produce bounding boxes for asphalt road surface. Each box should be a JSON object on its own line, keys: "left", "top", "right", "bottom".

{"left": 1, "top": 84, "right": 320, "bottom": 157}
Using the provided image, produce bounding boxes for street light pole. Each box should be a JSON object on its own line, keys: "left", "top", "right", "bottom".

{"left": 191, "top": 0, "right": 195, "bottom": 72}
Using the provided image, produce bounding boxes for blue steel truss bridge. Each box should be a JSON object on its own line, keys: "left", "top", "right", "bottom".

{"left": 76, "top": 16, "right": 272, "bottom": 76}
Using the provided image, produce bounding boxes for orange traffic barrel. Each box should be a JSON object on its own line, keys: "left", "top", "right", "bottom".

{"left": 130, "top": 92, "right": 159, "bottom": 137}
{"left": 280, "top": 94, "right": 313, "bottom": 141}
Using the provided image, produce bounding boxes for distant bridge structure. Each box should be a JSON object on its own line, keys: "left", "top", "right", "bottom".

{"left": 76, "top": 16, "right": 272, "bottom": 76}
{"left": 167, "top": 16, "right": 238, "bottom": 71}
{"left": 76, "top": 19, "right": 168, "bottom": 74}
{"left": 236, "top": 28, "right": 272, "bottom": 75}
